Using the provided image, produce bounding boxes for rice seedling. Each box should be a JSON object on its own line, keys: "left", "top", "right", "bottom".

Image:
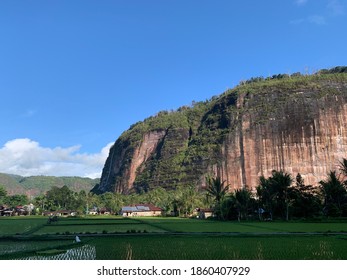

{"left": 16, "top": 245, "right": 96, "bottom": 260}
{"left": 89, "top": 235, "right": 347, "bottom": 260}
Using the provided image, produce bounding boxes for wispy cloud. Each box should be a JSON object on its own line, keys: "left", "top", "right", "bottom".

{"left": 327, "top": 0, "right": 345, "bottom": 16}
{"left": 21, "top": 109, "right": 37, "bottom": 118}
{"left": 295, "top": 0, "right": 308, "bottom": 6}
{"left": 290, "top": 15, "right": 326, "bottom": 25}
{"left": 289, "top": 18, "right": 305, "bottom": 25}
{"left": 308, "top": 15, "right": 327, "bottom": 25}
{"left": 0, "top": 138, "right": 113, "bottom": 178}
{"left": 291, "top": 0, "right": 344, "bottom": 25}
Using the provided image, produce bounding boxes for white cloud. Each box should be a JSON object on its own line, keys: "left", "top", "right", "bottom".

{"left": 0, "top": 138, "right": 113, "bottom": 179}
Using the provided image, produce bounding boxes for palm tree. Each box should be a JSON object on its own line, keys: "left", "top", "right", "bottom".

{"left": 34, "top": 195, "right": 47, "bottom": 213}
{"left": 205, "top": 176, "right": 230, "bottom": 204}
{"left": 339, "top": 158, "right": 347, "bottom": 175}
{"left": 338, "top": 158, "right": 347, "bottom": 185}
{"left": 205, "top": 176, "right": 230, "bottom": 219}
{"left": 270, "top": 170, "right": 293, "bottom": 221}
{"left": 233, "top": 187, "right": 252, "bottom": 221}
{"left": 256, "top": 175, "right": 274, "bottom": 220}
{"left": 256, "top": 171, "right": 293, "bottom": 220}
{"left": 172, "top": 186, "right": 202, "bottom": 217}
{"left": 320, "top": 171, "right": 347, "bottom": 216}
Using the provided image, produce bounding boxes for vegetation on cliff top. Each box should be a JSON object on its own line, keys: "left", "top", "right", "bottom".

{"left": 120, "top": 68, "right": 347, "bottom": 145}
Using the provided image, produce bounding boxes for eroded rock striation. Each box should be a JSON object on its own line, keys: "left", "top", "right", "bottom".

{"left": 92, "top": 71, "right": 347, "bottom": 194}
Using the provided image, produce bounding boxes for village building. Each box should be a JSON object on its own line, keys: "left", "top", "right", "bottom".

{"left": 0, "top": 205, "right": 13, "bottom": 216}
{"left": 99, "top": 207, "right": 112, "bottom": 215}
{"left": 42, "top": 210, "right": 77, "bottom": 217}
{"left": 0, "top": 204, "right": 35, "bottom": 216}
{"left": 120, "top": 204, "right": 163, "bottom": 217}
{"left": 15, "top": 206, "right": 27, "bottom": 216}
{"left": 87, "top": 207, "right": 112, "bottom": 215}
{"left": 88, "top": 209, "right": 98, "bottom": 215}
{"left": 196, "top": 208, "right": 214, "bottom": 219}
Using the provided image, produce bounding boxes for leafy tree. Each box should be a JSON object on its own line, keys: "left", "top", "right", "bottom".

{"left": 172, "top": 186, "right": 203, "bottom": 217}
{"left": 34, "top": 195, "right": 48, "bottom": 213}
{"left": 76, "top": 190, "right": 87, "bottom": 214}
{"left": 76, "top": 190, "right": 100, "bottom": 214}
{"left": 0, "top": 185, "right": 7, "bottom": 204}
{"left": 143, "top": 187, "right": 166, "bottom": 207}
{"left": 142, "top": 187, "right": 172, "bottom": 215}
{"left": 123, "top": 193, "right": 141, "bottom": 206}
{"left": 4, "top": 194, "right": 29, "bottom": 207}
{"left": 46, "top": 185, "right": 76, "bottom": 210}
{"left": 290, "top": 173, "right": 321, "bottom": 218}
{"left": 99, "top": 192, "right": 124, "bottom": 214}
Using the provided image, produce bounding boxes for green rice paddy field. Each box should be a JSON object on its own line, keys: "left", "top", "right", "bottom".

{"left": 0, "top": 216, "right": 347, "bottom": 260}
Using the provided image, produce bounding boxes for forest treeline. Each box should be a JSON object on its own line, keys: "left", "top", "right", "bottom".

{"left": 1, "top": 159, "right": 347, "bottom": 220}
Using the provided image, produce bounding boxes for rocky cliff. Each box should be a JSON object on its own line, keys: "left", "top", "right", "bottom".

{"left": 92, "top": 69, "right": 347, "bottom": 194}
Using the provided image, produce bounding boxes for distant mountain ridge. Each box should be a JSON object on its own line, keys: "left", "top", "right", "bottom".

{"left": 0, "top": 173, "right": 99, "bottom": 197}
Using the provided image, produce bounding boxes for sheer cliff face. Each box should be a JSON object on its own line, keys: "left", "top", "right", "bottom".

{"left": 214, "top": 86, "right": 347, "bottom": 188}
{"left": 95, "top": 131, "right": 166, "bottom": 194}
{"left": 93, "top": 74, "right": 347, "bottom": 194}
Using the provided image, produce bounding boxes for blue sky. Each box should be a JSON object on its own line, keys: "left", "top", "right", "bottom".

{"left": 0, "top": 0, "right": 346, "bottom": 178}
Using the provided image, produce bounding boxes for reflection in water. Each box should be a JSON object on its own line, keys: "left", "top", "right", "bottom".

{"left": 17, "top": 245, "right": 96, "bottom": 260}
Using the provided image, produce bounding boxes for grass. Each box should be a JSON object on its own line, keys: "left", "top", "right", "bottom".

{"left": 51, "top": 217, "right": 142, "bottom": 225}
{"left": 0, "top": 217, "right": 47, "bottom": 235}
{"left": 89, "top": 234, "right": 347, "bottom": 260}
{"left": 3, "top": 216, "right": 347, "bottom": 235}
{"left": 34, "top": 224, "right": 165, "bottom": 235}
{"left": 134, "top": 217, "right": 347, "bottom": 233}
{"left": 32, "top": 217, "right": 166, "bottom": 234}
{"left": 1, "top": 216, "right": 347, "bottom": 260}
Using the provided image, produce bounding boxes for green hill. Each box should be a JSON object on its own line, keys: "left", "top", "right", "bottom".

{"left": 0, "top": 173, "right": 99, "bottom": 197}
